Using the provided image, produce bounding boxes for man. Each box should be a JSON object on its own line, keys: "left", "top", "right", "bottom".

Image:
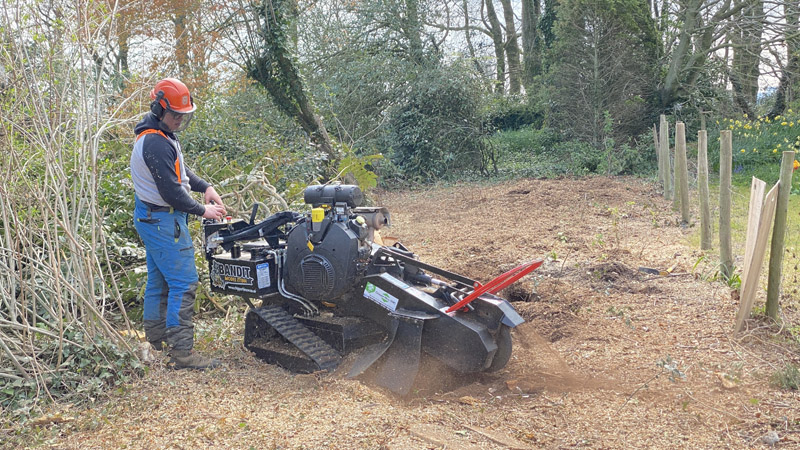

{"left": 130, "top": 78, "right": 227, "bottom": 370}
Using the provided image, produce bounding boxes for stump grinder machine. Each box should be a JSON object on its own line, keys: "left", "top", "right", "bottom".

{"left": 203, "top": 184, "right": 541, "bottom": 394}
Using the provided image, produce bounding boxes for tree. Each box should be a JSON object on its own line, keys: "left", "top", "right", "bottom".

{"left": 498, "top": 0, "right": 523, "bottom": 94}
{"left": 386, "top": 65, "right": 495, "bottom": 180}
{"left": 767, "top": 1, "right": 800, "bottom": 117}
{"left": 658, "top": 0, "right": 748, "bottom": 109}
{"left": 521, "top": 0, "right": 543, "bottom": 90}
{"left": 483, "top": 0, "right": 507, "bottom": 93}
{"left": 217, "top": 0, "right": 338, "bottom": 165}
{"left": 730, "top": 0, "right": 763, "bottom": 107}
{"left": 546, "top": 0, "right": 658, "bottom": 145}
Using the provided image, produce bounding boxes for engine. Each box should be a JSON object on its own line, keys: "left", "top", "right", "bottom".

{"left": 284, "top": 185, "right": 389, "bottom": 302}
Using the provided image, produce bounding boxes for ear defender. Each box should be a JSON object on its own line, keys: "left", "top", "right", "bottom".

{"left": 150, "top": 90, "right": 171, "bottom": 120}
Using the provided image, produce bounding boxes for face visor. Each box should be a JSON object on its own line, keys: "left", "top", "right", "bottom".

{"left": 163, "top": 108, "right": 194, "bottom": 133}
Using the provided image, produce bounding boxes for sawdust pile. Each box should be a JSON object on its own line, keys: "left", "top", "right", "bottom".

{"left": 8, "top": 176, "right": 800, "bottom": 449}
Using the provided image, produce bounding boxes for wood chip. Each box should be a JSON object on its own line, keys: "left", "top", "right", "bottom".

{"left": 458, "top": 395, "right": 480, "bottom": 405}
{"left": 464, "top": 424, "right": 531, "bottom": 449}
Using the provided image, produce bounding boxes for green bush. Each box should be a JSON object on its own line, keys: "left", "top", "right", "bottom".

{"left": 485, "top": 96, "right": 543, "bottom": 131}
{"left": 384, "top": 65, "right": 494, "bottom": 181}
{"left": 490, "top": 127, "right": 561, "bottom": 157}
{"left": 599, "top": 131, "right": 658, "bottom": 175}
{"left": 182, "top": 81, "right": 322, "bottom": 190}
{"left": 490, "top": 126, "right": 655, "bottom": 178}
{"left": 553, "top": 140, "right": 603, "bottom": 173}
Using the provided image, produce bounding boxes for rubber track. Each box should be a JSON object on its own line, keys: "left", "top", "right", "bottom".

{"left": 255, "top": 305, "right": 342, "bottom": 371}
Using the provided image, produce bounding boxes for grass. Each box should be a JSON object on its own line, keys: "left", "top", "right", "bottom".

{"left": 771, "top": 363, "right": 800, "bottom": 390}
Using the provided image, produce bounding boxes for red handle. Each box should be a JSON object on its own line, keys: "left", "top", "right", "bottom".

{"left": 444, "top": 259, "right": 543, "bottom": 313}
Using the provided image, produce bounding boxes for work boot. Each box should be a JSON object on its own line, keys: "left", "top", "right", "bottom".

{"left": 168, "top": 349, "right": 221, "bottom": 371}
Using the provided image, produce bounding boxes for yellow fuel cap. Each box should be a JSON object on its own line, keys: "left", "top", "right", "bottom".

{"left": 311, "top": 207, "right": 324, "bottom": 223}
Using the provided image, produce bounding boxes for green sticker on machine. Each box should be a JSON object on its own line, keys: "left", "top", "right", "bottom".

{"left": 363, "top": 282, "right": 398, "bottom": 312}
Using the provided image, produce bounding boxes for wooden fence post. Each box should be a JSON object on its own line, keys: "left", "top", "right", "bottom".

{"left": 698, "top": 130, "right": 712, "bottom": 249}
{"left": 673, "top": 125, "right": 680, "bottom": 208}
{"left": 766, "top": 151, "right": 797, "bottom": 319}
{"left": 659, "top": 115, "right": 671, "bottom": 198}
{"left": 675, "top": 122, "right": 690, "bottom": 223}
{"left": 654, "top": 124, "right": 662, "bottom": 186}
{"left": 719, "top": 130, "right": 733, "bottom": 279}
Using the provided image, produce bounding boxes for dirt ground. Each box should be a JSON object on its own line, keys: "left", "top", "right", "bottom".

{"left": 9, "top": 176, "right": 800, "bottom": 449}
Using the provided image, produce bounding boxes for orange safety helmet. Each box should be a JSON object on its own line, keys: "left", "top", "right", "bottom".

{"left": 150, "top": 78, "right": 196, "bottom": 116}
{"left": 150, "top": 78, "right": 196, "bottom": 132}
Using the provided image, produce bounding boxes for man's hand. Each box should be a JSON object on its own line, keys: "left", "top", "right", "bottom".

{"left": 202, "top": 203, "right": 227, "bottom": 220}
{"left": 204, "top": 186, "right": 226, "bottom": 213}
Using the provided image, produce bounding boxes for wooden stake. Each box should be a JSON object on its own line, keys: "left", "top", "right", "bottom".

{"left": 675, "top": 122, "right": 690, "bottom": 223}
{"left": 698, "top": 130, "right": 712, "bottom": 250}
{"left": 719, "top": 130, "right": 733, "bottom": 279}
{"left": 653, "top": 124, "right": 662, "bottom": 186}
{"left": 659, "top": 115, "right": 671, "bottom": 198}
{"left": 766, "top": 151, "right": 796, "bottom": 319}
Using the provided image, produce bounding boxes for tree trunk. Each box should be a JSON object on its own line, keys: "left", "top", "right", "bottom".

{"left": 767, "top": 3, "right": 799, "bottom": 118}
{"left": 498, "top": 0, "right": 522, "bottom": 94}
{"left": 660, "top": 0, "right": 747, "bottom": 108}
{"left": 540, "top": 0, "right": 557, "bottom": 49}
{"left": 521, "top": 0, "right": 541, "bottom": 92}
{"left": 463, "top": 0, "right": 486, "bottom": 77}
{"left": 404, "top": 0, "right": 425, "bottom": 65}
{"left": 661, "top": 0, "right": 701, "bottom": 107}
{"left": 173, "top": 14, "right": 190, "bottom": 79}
{"left": 483, "top": 0, "right": 506, "bottom": 94}
{"left": 731, "top": 0, "right": 763, "bottom": 111}
{"left": 248, "top": 0, "right": 337, "bottom": 164}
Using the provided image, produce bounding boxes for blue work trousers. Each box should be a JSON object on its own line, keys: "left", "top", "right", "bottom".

{"left": 133, "top": 196, "right": 197, "bottom": 351}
